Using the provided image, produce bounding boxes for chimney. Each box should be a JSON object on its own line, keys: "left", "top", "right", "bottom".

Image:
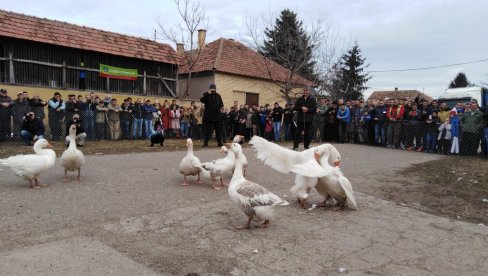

{"left": 394, "top": 87, "right": 398, "bottom": 92}
{"left": 176, "top": 43, "right": 184, "bottom": 55}
{"left": 197, "top": 29, "right": 206, "bottom": 49}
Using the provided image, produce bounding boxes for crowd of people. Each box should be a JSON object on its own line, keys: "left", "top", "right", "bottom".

{"left": 1, "top": 86, "right": 487, "bottom": 157}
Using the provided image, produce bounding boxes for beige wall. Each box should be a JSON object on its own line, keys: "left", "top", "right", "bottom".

{"left": 177, "top": 73, "right": 305, "bottom": 108}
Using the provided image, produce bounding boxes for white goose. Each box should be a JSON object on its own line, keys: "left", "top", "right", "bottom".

{"left": 290, "top": 147, "right": 357, "bottom": 210}
{"left": 179, "top": 138, "right": 209, "bottom": 186}
{"left": 201, "top": 145, "right": 235, "bottom": 190}
{"left": 228, "top": 142, "right": 289, "bottom": 229}
{"left": 232, "top": 135, "right": 247, "bottom": 177}
{"left": 0, "top": 139, "right": 56, "bottom": 188}
{"left": 60, "top": 125, "right": 85, "bottom": 181}
{"left": 249, "top": 136, "right": 341, "bottom": 208}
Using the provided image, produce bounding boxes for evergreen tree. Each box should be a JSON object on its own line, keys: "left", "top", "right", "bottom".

{"left": 331, "top": 43, "right": 371, "bottom": 100}
{"left": 262, "top": 9, "right": 317, "bottom": 82}
{"left": 448, "top": 72, "right": 470, "bottom": 88}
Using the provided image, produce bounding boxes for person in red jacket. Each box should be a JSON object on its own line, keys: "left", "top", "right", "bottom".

{"left": 386, "top": 99, "right": 405, "bottom": 148}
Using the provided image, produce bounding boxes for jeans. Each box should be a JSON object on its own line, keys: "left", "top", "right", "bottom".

{"left": 374, "top": 121, "right": 385, "bottom": 145}
{"left": 273, "top": 121, "right": 281, "bottom": 141}
{"left": 20, "top": 130, "right": 44, "bottom": 145}
{"left": 143, "top": 119, "right": 153, "bottom": 138}
{"left": 132, "top": 118, "right": 143, "bottom": 138}
{"left": 284, "top": 123, "right": 292, "bottom": 141}
{"left": 84, "top": 111, "right": 95, "bottom": 140}
{"left": 180, "top": 122, "right": 189, "bottom": 137}
{"left": 425, "top": 132, "right": 437, "bottom": 152}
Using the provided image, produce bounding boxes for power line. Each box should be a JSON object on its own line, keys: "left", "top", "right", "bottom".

{"left": 367, "top": 58, "right": 488, "bottom": 73}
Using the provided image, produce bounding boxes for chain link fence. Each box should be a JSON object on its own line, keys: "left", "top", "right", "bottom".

{"left": 1, "top": 106, "right": 487, "bottom": 158}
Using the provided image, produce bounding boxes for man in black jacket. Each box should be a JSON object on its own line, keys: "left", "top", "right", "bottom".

{"left": 200, "top": 84, "right": 224, "bottom": 147}
{"left": 20, "top": 111, "right": 45, "bottom": 146}
{"left": 293, "top": 87, "right": 317, "bottom": 150}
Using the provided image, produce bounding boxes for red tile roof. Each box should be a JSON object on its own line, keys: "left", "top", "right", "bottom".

{"left": 368, "top": 90, "right": 434, "bottom": 102}
{"left": 178, "top": 38, "right": 313, "bottom": 86}
{"left": 0, "top": 9, "right": 177, "bottom": 64}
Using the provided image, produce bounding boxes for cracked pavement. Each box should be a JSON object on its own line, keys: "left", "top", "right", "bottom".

{"left": 0, "top": 144, "right": 487, "bottom": 275}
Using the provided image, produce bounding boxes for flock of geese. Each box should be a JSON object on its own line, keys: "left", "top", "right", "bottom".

{"left": 0, "top": 125, "right": 85, "bottom": 188}
{"left": 0, "top": 130, "right": 356, "bottom": 230}
{"left": 179, "top": 135, "right": 357, "bottom": 229}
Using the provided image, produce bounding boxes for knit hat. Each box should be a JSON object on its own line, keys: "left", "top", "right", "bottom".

{"left": 449, "top": 107, "right": 457, "bottom": 116}
{"left": 209, "top": 83, "right": 216, "bottom": 89}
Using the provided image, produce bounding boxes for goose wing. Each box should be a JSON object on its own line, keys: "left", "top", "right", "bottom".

{"left": 338, "top": 175, "right": 357, "bottom": 209}
{"left": 290, "top": 159, "right": 334, "bottom": 178}
{"left": 249, "top": 136, "right": 305, "bottom": 173}
{"left": 236, "top": 180, "right": 288, "bottom": 207}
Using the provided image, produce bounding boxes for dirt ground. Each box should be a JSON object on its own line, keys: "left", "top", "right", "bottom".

{"left": 2, "top": 139, "right": 486, "bottom": 226}
{"left": 357, "top": 156, "right": 488, "bottom": 225}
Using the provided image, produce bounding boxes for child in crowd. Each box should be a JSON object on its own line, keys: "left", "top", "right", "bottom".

{"left": 264, "top": 116, "right": 274, "bottom": 141}
{"left": 449, "top": 108, "right": 460, "bottom": 154}
{"left": 437, "top": 117, "right": 451, "bottom": 154}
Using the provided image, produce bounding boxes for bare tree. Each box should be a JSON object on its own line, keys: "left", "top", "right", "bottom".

{"left": 246, "top": 11, "right": 342, "bottom": 102}
{"left": 157, "top": 0, "right": 208, "bottom": 99}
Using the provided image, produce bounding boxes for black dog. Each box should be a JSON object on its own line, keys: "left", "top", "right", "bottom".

{"left": 150, "top": 132, "right": 165, "bottom": 147}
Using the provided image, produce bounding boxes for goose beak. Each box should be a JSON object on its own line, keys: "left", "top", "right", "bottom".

{"left": 314, "top": 152, "right": 321, "bottom": 161}
{"left": 225, "top": 143, "right": 232, "bottom": 148}
{"left": 47, "top": 143, "right": 53, "bottom": 148}
{"left": 334, "top": 161, "right": 340, "bottom": 167}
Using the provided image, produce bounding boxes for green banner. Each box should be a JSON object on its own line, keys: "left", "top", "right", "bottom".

{"left": 99, "top": 64, "right": 138, "bottom": 80}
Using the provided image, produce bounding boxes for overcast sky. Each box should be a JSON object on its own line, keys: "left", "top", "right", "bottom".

{"left": 2, "top": 0, "right": 487, "bottom": 98}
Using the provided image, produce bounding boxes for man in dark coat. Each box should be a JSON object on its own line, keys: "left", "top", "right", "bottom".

{"left": 0, "top": 89, "right": 14, "bottom": 141}
{"left": 20, "top": 111, "right": 45, "bottom": 145}
{"left": 293, "top": 87, "right": 317, "bottom": 150}
{"left": 200, "top": 83, "right": 224, "bottom": 147}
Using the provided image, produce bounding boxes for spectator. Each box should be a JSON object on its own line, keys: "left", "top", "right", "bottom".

{"left": 221, "top": 107, "right": 230, "bottom": 141}
{"left": 437, "top": 117, "right": 452, "bottom": 155}
{"left": 283, "top": 104, "right": 294, "bottom": 141}
{"left": 258, "top": 106, "right": 268, "bottom": 137}
{"left": 425, "top": 110, "right": 440, "bottom": 153}
{"left": 372, "top": 99, "right": 387, "bottom": 145}
{"left": 161, "top": 100, "right": 171, "bottom": 136}
{"left": 95, "top": 99, "right": 109, "bottom": 140}
{"left": 483, "top": 105, "right": 488, "bottom": 157}
{"left": 65, "top": 94, "right": 79, "bottom": 121}
{"left": 325, "top": 101, "right": 338, "bottom": 142}
{"left": 405, "top": 103, "right": 421, "bottom": 151}
{"left": 84, "top": 94, "right": 97, "bottom": 140}
{"left": 0, "top": 89, "right": 13, "bottom": 141}
{"left": 459, "top": 101, "right": 483, "bottom": 155}
{"left": 293, "top": 87, "right": 317, "bottom": 150}
{"left": 20, "top": 111, "right": 45, "bottom": 146}
{"left": 107, "top": 98, "right": 122, "bottom": 140}
{"left": 143, "top": 100, "right": 157, "bottom": 138}
{"left": 336, "top": 102, "right": 351, "bottom": 143}
{"left": 48, "top": 92, "right": 66, "bottom": 141}
{"left": 200, "top": 84, "right": 224, "bottom": 147}
{"left": 437, "top": 102, "right": 450, "bottom": 123}
{"left": 246, "top": 107, "right": 254, "bottom": 141}
{"left": 450, "top": 108, "right": 460, "bottom": 155}
{"left": 271, "top": 102, "right": 284, "bottom": 142}
{"left": 386, "top": 99, "right": 405, "bottom": 148}
{"left": 180, "top": 107, "right": 191, "bottom": 138}
{"left": 11, "top": 92, "right": 31, "bottom": 140}
{"left": 169, "top": 104, "right": 181, "bottom": 138}
{"left": 65, "top": 114, "right": 86, "bottom": 147}
{"left": 264, "top": 116, "right": 274, "bottom": 141}
{"left": 130, "top": 98, "right": 144, "bottom": 139}
{"left": 120, "top": 99, "right": 132, "bottom": 139}
{"left": 28, "top": 93, "right": 47, "bottom": 120}
{"left": 237, "top": 105, "right": 248, "bottom": 139}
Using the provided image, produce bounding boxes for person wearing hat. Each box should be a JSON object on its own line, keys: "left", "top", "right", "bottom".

{"left": 11, "top": 92, "right": 31, "bottom": 140}
{"left": 200, "top": 83, "right": 224, "bottom": 147}
{"left": 293, "top": 86, "right": 317, "bottom": 150}
{"left": 0, "top": 89, "right": 14, "bottom": 141}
